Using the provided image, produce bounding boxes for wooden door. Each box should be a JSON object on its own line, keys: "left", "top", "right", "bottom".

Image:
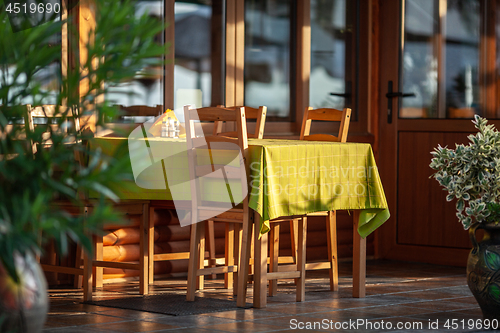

{"left": 377, "top": 0, "right": 500, "bottom": 266}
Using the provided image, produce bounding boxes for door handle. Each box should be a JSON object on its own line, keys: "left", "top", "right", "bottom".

{"left": 329, "top": 81, "right": 353, "bottom": 107}
{"left": 386, "top": 92, "right": 415, "bottom": 98}
{"left": 330, "top": 92, "right": 350, "bottom": 97}
{"left": 386, "top": 81, "right": 415, "bottom": 124}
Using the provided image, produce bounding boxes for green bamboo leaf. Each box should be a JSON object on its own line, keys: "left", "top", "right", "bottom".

{"left": 484, "top": 249, "right": 500, "bottom": 271}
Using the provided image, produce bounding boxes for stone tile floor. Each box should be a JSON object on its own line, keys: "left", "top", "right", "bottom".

{"left": 43, "top": 260, "right": 492, "bottom": 332}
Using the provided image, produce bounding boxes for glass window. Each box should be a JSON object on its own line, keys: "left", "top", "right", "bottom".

{"left": 244, "top": 0, "right": 292, "bottom": 120}
{"left": 310, "top": 0, "right": 352, "bottom": 110}
{"left": 0, "top": 8, "right": 61, "bottom": 106}
{"left": 174, "top": 0, "right": 221, "bottom": 112}
{"left": 400, "top": 0, "right": 481, "bottom": 119}
{"left": 106, "top": 0, "right": 164, "bottom": 108}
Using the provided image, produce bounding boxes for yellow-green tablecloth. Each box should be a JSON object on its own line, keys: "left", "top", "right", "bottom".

{"left": 90, "top": 137, "right": 390, "bottom": 238}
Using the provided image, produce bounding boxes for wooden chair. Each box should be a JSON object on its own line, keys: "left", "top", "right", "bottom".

{"left": 26, "top": 105, "right": 88, "bottom": 288}
{"left": 99, "top": 105, "right": 163, "bottom": 136}
{"left": 83, "top": 200, "right": 150, "bottom": 301}
{"left": 116, "top": 105, "right": 163, "bottom": 118}
{"left": 207, "top": 105, "right": 266, "bottom": 281}
{"left": 288, "top": 106, "right": 352, "bottom": 291}
{"left": 30, "top": 105, "right": 151, "bottom": 300}
{"left": 214, "top": 106, "right": 267, "bottom": 139}
{"left": 184, "top": 105, "right": 254, "bottom": 301}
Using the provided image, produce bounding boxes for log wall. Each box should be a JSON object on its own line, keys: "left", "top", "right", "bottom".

{"left": 41, "top": 208, "right": 375, "bottom": 284}
{"left": 101, "top": 208, "right": 375, "bottom": 280}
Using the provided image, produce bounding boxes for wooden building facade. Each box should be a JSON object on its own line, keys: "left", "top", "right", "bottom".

{"left": 42, "top": 0, "right": 500, "bottom": 281}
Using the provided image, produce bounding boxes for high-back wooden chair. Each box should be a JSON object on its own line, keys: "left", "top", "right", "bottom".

{"left": 30, "top": 105, "right": 80, "bottom": 141}
{"left": 116, "top": 105, "right": 163, "bottom": 118}
{"left": 28, "top": 105, "right": 151, "bottom": 301}
{"left": 289, "top": 106, "right": 352, "bottom": 292}
{"left": 184, "top": 105, "right": 252, "bottom": 301}
{"left": 83, "top": 200, "right": 150, "bottom": 301}
{"left": 22, "top": 105, "right": 86, "bottom": 287}
{"left": 204, "top": 105, "right": 266, "bottom": 282}
{"left": 300, "top": 107, "right": 351, "bottom": 142}
{"left": 214, "top": 105, "right": 267, "bottom": 139}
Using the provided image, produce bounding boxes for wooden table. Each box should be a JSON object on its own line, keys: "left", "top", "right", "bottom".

{"left": 90, "top": 136, "right": 390, "bottom": 307}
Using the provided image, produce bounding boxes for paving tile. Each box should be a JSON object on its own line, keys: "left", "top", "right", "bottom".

{"left": 44, "top": 313, "right": 130, "bottom": 329}
{"left": 201, "top": 321, "right": 283, "bottom": 332}
{"left": 145, "top": 313, "right": 240, "bottom": 327}
{"left": 261, "top": 302, "right": 337, "bottom": 315}
{"left": 403, "top": 299, "right": 480, "bottom": 312}
{"left": 201, "top": 308, "right": 284, "bottom": 321}
{"left": 86, "top": 319, "right": 179, "bottom": 332}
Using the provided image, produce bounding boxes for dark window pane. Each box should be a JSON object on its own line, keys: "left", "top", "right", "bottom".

{"left": 244, "top": 0, "right": 291, "bottom": 120}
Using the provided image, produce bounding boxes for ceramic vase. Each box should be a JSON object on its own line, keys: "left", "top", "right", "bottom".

{"left": 467, "top": 223, "right": 500, "bottom": 320}
{"left": 0, "top": 251, "right": 48, "bottom": 333}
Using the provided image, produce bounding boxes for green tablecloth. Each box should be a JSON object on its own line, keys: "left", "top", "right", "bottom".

{"left": 90, "top": 137, "right": 390, "bottom": 238}
{"left": 246, "top": 139, "right": 389, "bottom": 237}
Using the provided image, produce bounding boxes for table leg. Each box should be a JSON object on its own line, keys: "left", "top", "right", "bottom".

{"left": 254, "top": 221, "right": 268, "bottom": 308}
{"left": 236, "top": 209, "right": 253, "bottom": 307}
{"left": 352, "top": 210, "right": 366, "bottom": 298}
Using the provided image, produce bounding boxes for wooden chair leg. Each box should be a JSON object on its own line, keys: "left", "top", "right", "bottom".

{"left": 326, "top": 211, "right": 339, "bottom": 291}
{"left": 94, "top": 235, "right": 103, "bottom": 288}
{"left": 139, "top": 203, "right": 149, "bottom": 295}
{"left": 83, "top": 248, "right": 92, "bottom": 302}
{"left": 148, "top": 206, "right": 155, "bottom": 285}
{"left": 73, "top": 245, "right": 83, "bottom": 288}
{"left": 233, "top": 223, "right": 241, "bottom": 295}
{"left": 187, "top": 223, "right": 200, "bottom": 301}
{"left": 236, "top": 210, "right": 253, "bottom": 307}
{"left": 289, "top": 219, "right": 299, "bottom": 264}
{"left": 296, "top": 217, "right": 306, "bottom": 302}
{"left": 224, "top": 223, "right": 235, "bottom": 289}
{"left": 269, "top": 223, "right": 280, "bottom": 297}
{"left": 290, "top": 218, "right": 299, "bottom": 285}
{"left": 83, "top": 206, "right": 92, "bottom": 301}
{"left": 197, "top": 221, "right": 205, "bottom": 290}
{"left": 207, "top": 220, "right": 217, "bottom": 279}
{"left": 250, "top": 223, "right": 255, "bottom": 277}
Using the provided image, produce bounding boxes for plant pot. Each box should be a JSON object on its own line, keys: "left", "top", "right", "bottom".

{"left": 467, "top": 222, "right": 500, "bottom": 320}
{"left": 0, "top": 251, "right": 48, "bottom": 333}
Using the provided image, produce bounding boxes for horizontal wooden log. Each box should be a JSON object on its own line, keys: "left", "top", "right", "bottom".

{"left": 155, "top": 225, "right": 191, "bottom": 242}
{"left": 103, "top": 227, "right": 154, "bottom": 246}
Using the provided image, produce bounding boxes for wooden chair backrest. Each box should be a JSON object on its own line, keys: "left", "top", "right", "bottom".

{"left": 213, "top": 105, "right": 267, "bottom": 139}
{"left": 30, "top": 105, "right": 80, "bottom": 134}
{"left": 299, "top": 107, "right": 351, "bottom": 142}
{"left": 184, "top": 105, "right": 248, "bottom": 218}
{"left": 115, "top": 105, "right": 163, "bottom": 117}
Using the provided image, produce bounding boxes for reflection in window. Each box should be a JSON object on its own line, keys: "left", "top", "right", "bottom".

{"left": 401, "top": 0, "right": 480, "bottom": 119}
{"left": 174, "top": 1, "right": 218, "bottom": 113}
{"left": 0, "top": 15, "right": 61, "bottom": 106}
{"left": 445, "top": 0, "right": 480, "bottom": 118}
{"left": 309, "top": 0, "right": 349, "bottom": 110}
{"left": 244, "top": 0, "right": 291, "bottom": 119}
{"left": 106, "top": 0, "right": 164, "bottom": 108}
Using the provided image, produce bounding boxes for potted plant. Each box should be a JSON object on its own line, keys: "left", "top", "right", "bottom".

{"left": 0, "top": 1, "right": 165, "bottom": 332}
{"left": 430, "top": 115, "right": 500, "bottom": 320}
